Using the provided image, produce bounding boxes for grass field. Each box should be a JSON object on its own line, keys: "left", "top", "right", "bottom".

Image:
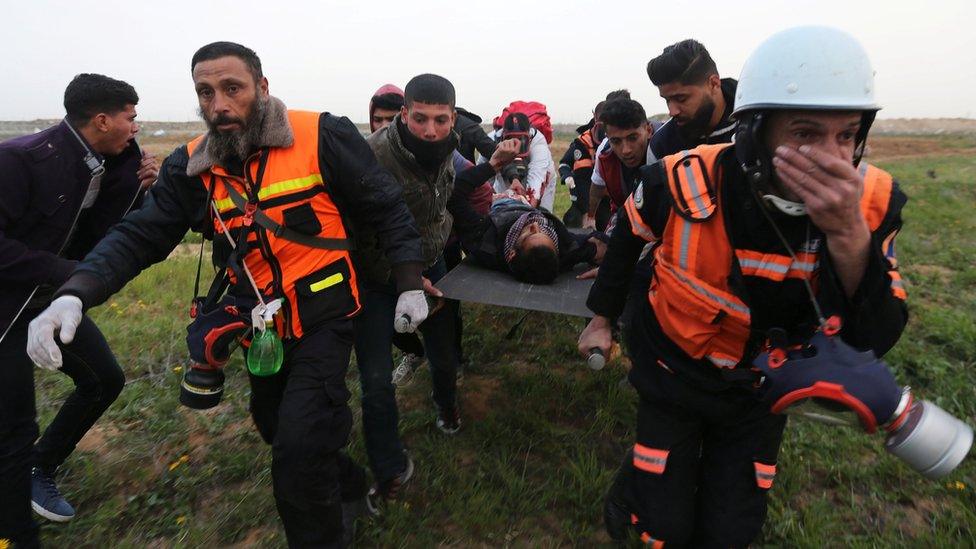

{"left": 33, "top": 134, "right": 976, "bottom": 547}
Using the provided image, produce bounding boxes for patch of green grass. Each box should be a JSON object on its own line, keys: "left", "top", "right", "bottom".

{"left": 36, "top": 150, "right": 976, "bottom": 546}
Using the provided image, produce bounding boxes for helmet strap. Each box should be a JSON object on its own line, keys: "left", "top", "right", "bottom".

{"left": 852, "top": 110, "right": 877, "bottom": 166}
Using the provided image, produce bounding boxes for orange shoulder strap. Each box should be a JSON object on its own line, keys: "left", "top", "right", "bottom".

{"left": 661, "top": 143, "right": 733, "bottom": 221}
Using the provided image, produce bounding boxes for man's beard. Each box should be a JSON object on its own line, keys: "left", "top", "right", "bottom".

{"left": 200, "top": 98, "right": 268, "bottom": 165}
{"left": 675, "top": 95, "right": 716, "bottom": 142}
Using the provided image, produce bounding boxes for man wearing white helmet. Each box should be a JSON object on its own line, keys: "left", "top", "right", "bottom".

{"left": 578, "top": 26, "right": 908, "bottom": 545}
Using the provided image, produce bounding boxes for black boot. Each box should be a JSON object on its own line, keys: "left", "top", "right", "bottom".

{"left": 604, "top": 451, "right": 635, "bottom": 541}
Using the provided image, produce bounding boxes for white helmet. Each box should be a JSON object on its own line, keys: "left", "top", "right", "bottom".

{"left": 731, "top": 26, "right": 880, "bottom": 215}
{"left": 733, "top": 25, "right": 880, "bottom": 116}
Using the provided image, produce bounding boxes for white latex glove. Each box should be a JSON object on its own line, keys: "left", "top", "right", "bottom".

{"left": 27, "top": 295, "right": 83, "bottom": 370}
{"left": 394, "top": 290, "right": 429, "bottom": 333}
{"left": 565, "top": 176, "right": 576, "bottom": 191}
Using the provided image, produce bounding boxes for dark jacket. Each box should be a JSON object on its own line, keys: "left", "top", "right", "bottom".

{"left": 56, "top": 100, "right": 424, "bottom": 313}
{"left": 357, "top": 115, "right": 455, "bottom": 284}
{"left": 649, "top": 78, "right": 738, "bottom": 159}
{"left": 449, "top": 162, "right": 600, "bottom": 272}
{"left": 0, "top": 121, "right": 144, "bottom": 334}
{"left": 454, "top": 108, "right": 497, "bottom": 164}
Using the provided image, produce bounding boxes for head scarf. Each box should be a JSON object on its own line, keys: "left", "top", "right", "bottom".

{"left": 503, "top": 211, "right": 559, "bottom": 264}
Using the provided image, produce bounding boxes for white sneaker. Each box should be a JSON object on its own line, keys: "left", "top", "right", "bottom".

{"left": 392, "top": 354, "right": 424, "bottom": 387}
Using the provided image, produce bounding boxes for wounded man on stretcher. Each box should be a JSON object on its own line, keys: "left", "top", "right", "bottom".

{"left": 448, "top": 154, "right": 607, "bottom": 284}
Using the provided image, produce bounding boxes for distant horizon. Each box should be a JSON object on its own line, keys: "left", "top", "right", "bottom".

{"left": 1, "top": 115, "right": 974, "bottom": 125}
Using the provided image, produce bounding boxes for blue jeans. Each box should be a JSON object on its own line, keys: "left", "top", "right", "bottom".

{"left": 353, "top": 257, "right": 459, "bottom": 482}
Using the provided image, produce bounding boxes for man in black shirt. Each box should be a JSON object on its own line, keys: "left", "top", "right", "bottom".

{"left": 579, "top": 27, "right": 908, "bottom": 546}
{"left": 647, "top": 39, "right": 736, "bottom": 159}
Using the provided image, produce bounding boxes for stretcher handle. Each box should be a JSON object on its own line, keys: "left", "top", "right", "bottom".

{"left": 393, "top": 297, "right": 445, "bottom": 333}
{"left": 587, "top": 347, "right": 606, "bottom": 370}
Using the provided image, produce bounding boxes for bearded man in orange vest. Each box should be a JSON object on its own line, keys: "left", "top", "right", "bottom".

{"left": 579, "top": 27, "right": 909, "bottom": 546}
{"left": 27, "top": 41, "right": 428, "bottom": 548}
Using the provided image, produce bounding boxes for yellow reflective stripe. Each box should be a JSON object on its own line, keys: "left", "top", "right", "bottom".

{"left": 310, "top": 273, "right": 344, "bottom": 293}
{"left": 212, "top": 173, "right": 324, "bottom": 213}
{"left": 214, "top": 197, "right": 234, "bottom": 211}
{"left": 257, "top": 173, "right": 323, "bottom": 201}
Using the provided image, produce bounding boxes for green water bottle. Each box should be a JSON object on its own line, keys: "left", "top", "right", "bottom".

{"left": 247, "top": 319, "right": 283, "bottom": 376}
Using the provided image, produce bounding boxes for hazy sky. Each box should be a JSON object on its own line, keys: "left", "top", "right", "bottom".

{"left": 2, "top": 0, "right": 972, "bottom": 123}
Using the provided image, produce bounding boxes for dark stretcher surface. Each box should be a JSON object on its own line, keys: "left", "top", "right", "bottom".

{"left": 435, "top": 259, "right": 594, "bottom": 318}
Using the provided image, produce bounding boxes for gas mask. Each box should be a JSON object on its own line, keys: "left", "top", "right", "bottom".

{"left": 754, "top": 319, "right": 972, "bottom": 479}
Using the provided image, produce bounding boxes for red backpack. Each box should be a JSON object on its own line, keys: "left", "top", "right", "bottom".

{"left": 493, "top": 101, "right": 553, "bottom": 144}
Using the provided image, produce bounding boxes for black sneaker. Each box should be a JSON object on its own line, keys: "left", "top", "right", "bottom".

{"left": 341, "top": 495, "right": 366, "bottom": 547}
{"left": 603, "top": 491, "right": 631, "bottom": 541}
{"left": 603, "top": 456, "right": 634, "bottom": 541}
{"left": 435, "top": 405, "right": 461, "bottom": 435}
{"left": 365, "top": 453, "right": 415, "bottom": 517}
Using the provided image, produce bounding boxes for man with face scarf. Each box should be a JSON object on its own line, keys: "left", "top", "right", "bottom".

{"left": 646, "top": 39, "right": 737, "bottom": 159}
{"left": 351, "top": 74, "right": 469, "bottom": 511}
{"left": 26, "top": 41, "right": 426, "bottom": 547}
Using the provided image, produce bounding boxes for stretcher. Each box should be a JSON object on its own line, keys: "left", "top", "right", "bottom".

{"left": 434, "top": 259, "right": 595, "bottom": 318}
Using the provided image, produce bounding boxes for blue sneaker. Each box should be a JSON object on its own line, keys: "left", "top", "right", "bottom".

{"left": 31, "top": 468, "right": 75, "bottom": 522}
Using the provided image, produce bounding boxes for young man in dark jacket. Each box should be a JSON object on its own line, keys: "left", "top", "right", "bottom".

{"left": 0, "top": 73, "right": 157, "bottom": 547}
{"left": 646, "top": 39, "right": 737, "bottom": 159}
{"left": 353, "top": 74, "right": 476, "bottom": 512}
{"left": 27, "top": 42, "right": 426, "bottom": 548}
{"left": 450, "top": 140, "right": 607, "bottom": 284}
{"left": 559, "top": 108, "right": 603, "bottom": 229}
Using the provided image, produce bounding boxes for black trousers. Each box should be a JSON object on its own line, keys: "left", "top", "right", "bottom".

{"left": 618, "top": 313, "right": 787, "bottom": 548}
{"left": 248, "top": 319, "right": 366, "bottom": 548}
{"left": 0, "top": 315, "right": 124, "bottom": 549}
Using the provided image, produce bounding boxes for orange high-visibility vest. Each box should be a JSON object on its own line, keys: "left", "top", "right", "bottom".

{"left": 572, "top": 130, "right": 596, "bottom": 171}
{"left": 624, "top": 143, "right": 905, "bottom": 369}
{"left": 187, "top": 110, "right": 360, "bottom": 339}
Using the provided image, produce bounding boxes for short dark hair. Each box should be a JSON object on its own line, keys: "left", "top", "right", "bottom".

{"left": 646, "top": 39, "right": 717, "bottom": 86}
{"left": 372, "top": 93, "right": 404, "bottom": 112}
{"left": 63, "top": 74, "right": 138, "bottom": 126}
{"left": 510, "top": 244, "right": 560, "bottom": 284}
{"left": 605, "top": 89, "right": 631, "bottom": 101}
{"left": 404, "top": 74, "right": 455, "bottom": 108}
{"left": 191, "top": 41, "right": 263, "bottom": 81}
{"left": 599, "top": 99, "right": 647, "bottom": 130}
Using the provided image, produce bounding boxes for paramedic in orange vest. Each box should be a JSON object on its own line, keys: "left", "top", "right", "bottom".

{"left": 26, "top": 41, "right": 427, "bottom": 548}
{"left": 578, "top": 27, "right": 908, "bottom": 546}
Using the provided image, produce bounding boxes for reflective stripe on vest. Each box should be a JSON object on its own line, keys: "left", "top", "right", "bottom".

{"left": 735, "top": 249, "right": 820, "bottom": 282}
{"left": 648, "top": 143, "right": 900, "bottom": 368}
{"left": 187, "top": 110, "right": 361, "bottom": 339}
{"left": 213, "top": 173, "right": 323, "bottom": 212}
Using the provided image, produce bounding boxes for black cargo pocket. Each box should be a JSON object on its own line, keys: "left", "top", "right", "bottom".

{"left": 282, "top": 203, "right": 322, "bottom": 236}
{"left": 294, "top": 259, "right": 356, "bottom": 328}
